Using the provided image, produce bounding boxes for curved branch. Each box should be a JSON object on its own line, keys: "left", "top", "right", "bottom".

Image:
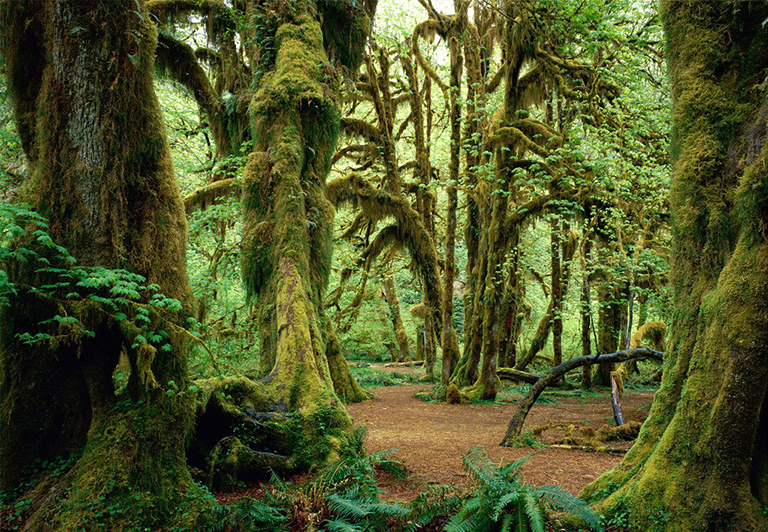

{"left": 504, "top": 194, "right": 553, "bottom": 233}
{"left": 148, "top": 0, "right": 236, "bottom": 40}
{"left": 183, "top": 178, "right": 240, "bottom": 214}
{"left": 155, "top": 31, "right": 228, "bottom": 148}
{"left": 497, "top": 367, "right": 540, "bottom": 385}
{"left": 411, "top": 21, "right": 449, "bottom": 100}
{"left": 326, "top": 174, "right": 444, "bottom": 334}
{"left": 500, "top": 348, "right": 664, "bottom": 445}
{"left": 491, "top": 126, "right": 549, "bottom": 158}
{"left": 339, "top": 118, "right": 382, "bottom": 143}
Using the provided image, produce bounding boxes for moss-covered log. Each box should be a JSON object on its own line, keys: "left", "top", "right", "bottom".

{"left": 0, "top": 1, "right": 202, "bottom": 529}
{"left": 583, "top": 2, "right": 768, "bottom": 529}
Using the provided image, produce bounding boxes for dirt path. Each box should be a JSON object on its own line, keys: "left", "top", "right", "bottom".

{"left": 347, "top": 384, "right": 655, "bottom": 500}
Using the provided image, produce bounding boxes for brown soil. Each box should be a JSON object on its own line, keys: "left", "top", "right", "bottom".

{"left": 347, "top": 383, "right": 655, "bottom": 501}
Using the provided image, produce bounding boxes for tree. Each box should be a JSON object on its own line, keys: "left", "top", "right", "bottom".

{"left": 583, "top": 2, "right": 768, "bottom": 529}
{"left": 0, "top": 0, "right": 202, "bottom": 529}
{"left": 239, "top": 0, "right": 375, "bottom": 444}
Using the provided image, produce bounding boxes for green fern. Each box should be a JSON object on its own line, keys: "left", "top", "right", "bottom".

{"left": 445, "top": 446, "right": 603, "bottom": 532}
{"left": 405, "top": 484, "right": 463, "bottom": 532}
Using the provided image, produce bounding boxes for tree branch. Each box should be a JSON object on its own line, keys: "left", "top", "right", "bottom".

{"left": 500, "top": 347, "right": 663, "bottom": 445}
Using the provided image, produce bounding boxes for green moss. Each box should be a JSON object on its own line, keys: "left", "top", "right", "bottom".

{"left": 586, "top": 3, "right": 768, "bottom": 529}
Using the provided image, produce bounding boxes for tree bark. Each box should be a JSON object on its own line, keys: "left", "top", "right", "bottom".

{"left": 584, "top": 3, "right": 768, "bottom": 529}
{"left": 0, "top": 1, "right": 197, "bottom": 528}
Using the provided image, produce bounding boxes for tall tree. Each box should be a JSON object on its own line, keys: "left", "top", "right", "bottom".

{"left": 241, "top": 0, "right": 375, "bottom": 448}
{"left": 583, "top": 1, "right": 768, "bottom": 529}
{"left": 0, "top": 0, "right": 200, "bottom": 529}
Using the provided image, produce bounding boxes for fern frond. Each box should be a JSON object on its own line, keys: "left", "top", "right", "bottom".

{"left": 492, "top": 491, "right": 521, "bottom": 521}
{"left": 322, "top": 519, "right": 364, "bottom": 532}
{"left": 326, "top": 493, "right": 370, "bottom": 521}
{"left": 445, "top": 509, "right": 494, "bottom": 532}
{"left": 375, "top": 457, "right": 407, "bottom": 480}
{"left": 405, "top": 485, "right": 464, "bottom": 532}
{"left": 461, "top": 446, "right": 499, "bottom": 487}
{"left": 505, "top": 452, "right": 537, "bottom": 481}
{"left": 523, "top": 491, "right": 545, "bottom": 532}
{"left": 364, "top": 500, "right": 409, "bottom": 519}
{"left": 500, "top": 513, "right": 514, "bottom": 532}
{"left": 534, "top": 484, "right": 603, "bottom": 531}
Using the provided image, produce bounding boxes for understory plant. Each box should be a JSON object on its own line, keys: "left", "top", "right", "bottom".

{"left": 211, "top": 430, "right": 411, "bottom": 532}
{"left": 445, "top": 446, "right": 603, "bottom": 532}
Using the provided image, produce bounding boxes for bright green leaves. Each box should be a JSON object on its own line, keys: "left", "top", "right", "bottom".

{"left": 0, "top": 205, "right": 185, "bottom": 355}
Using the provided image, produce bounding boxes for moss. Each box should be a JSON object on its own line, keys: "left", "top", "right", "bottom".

{"left": 238, "top": 0, "right": 374, "bottom": 478}
{"left": 317, "top": 0, "right": 375, "bottom": 71}
{"left": 629, "top": 321, "right": 667, "bottom": 350}
{"left": 445, "top": 383, "right": 462, "bottom": 404}
{"left": 0, "top": 1, "right": 201, "bottom": 528}
{"left": 585, "top": 2, "right": 768, "bottom": 529}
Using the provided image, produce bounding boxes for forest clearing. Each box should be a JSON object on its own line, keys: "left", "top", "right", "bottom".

{"left": 0, "top": 0, "right": 766, "bottom": 531}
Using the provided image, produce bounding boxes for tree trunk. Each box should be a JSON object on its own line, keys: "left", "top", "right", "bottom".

{"left": 241, "top": 0, "right": 374, "bottom": 464}
{"left": 584, "top": 3, "right": 768, "bottom": 529}
{"left": 551, "top": 221, "right": 563, "bottom": 369}
{"left": 382, "top": 277, "right": 410, "bottom": 362}
{"left": 0, "top": 1, "right": 198, "bottom": 528}
{"left": 441, "top": 35, "right": 462, "bottom": 385}
{"left": 596, "top": 272, "right": 620, "bottom": 386}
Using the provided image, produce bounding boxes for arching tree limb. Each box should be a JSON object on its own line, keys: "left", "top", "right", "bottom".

{"left": 500, "top": 347, "right": 663, "bottom": 446}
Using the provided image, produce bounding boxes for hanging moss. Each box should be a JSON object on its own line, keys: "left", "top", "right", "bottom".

{"left": 317, "top": 0, "right": 377, "bottom": 72}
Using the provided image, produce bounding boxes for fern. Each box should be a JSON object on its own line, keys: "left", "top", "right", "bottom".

{"left": 523, "top": 492, "right": 544, "bottom": 532}
{"left": 533, "top": 485, "right": 602, "bottom": 530}
{"left": 322, "top": 519, "right": 364, "bottom": 532}
{"left": 326, "top": 493, "right": 371, "bottom": 521}
{"left": 405, "top": 484, "right": 463, "bottom": 532}
{"left": 445, "top": 446, "right": 604, "bottom": 532}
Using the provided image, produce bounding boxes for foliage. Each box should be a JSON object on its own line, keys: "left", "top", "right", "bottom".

{"left": 205, "top": 437, "right": 409, "bottom": 532}
{"left": 0, "top": 203, "right": 185, "bottom": 359}
{"left": 445, "top": 446, "right": 602, "bottom": 532}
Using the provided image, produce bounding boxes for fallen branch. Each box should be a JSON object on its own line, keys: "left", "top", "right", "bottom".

{"left": 548, "top": 444, "right": 627, "bottom": 455}
{"left": 497, "top": 367, "right": 541, "bottom": 385}
{"left": 499, "top": 347, "right": 663, "bottom": 446}
{"left": 383, "top": 360, "right": 423, "bottom": 367}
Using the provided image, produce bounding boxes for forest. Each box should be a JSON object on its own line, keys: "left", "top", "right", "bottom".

{"left": 0, "top": 0, "right": 766, "bottom": 531}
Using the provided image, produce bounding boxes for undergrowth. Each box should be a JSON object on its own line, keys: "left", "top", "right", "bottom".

{"left": 187, "top": 439, "right": 602, "bottom": 532}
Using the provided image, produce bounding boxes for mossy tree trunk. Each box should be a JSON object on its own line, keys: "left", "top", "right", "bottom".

{"left": 382, "top": 277, "right": 410, "bottom": 362}
{"left": 551, "top": 221, "right": 563, "bottom": 370}
{"left": 441, "top": 32, "right": 463, "bottom": 385}
{"left": 583, "top": 2, "right": 768, "bottom": 529}
{"left": 241, "top": 0, "right": 373, "bottom": 451}
{"left": 0, "top": 1, "right": 199, "bottom": 529}
{"left": 595, "top": 261, "right": 622, "bottom": 386}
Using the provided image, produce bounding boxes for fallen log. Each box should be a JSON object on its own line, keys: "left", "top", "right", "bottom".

{"left": 499, "top": 347, "right": 663, "bottom": 446}
{"left": 383, "top": 360, "right": 423, "bottom": 367}
{"left": 497, "top": 367, "right": 541, "bottom": 385}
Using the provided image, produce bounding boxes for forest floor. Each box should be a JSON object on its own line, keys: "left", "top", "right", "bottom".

{"left": 217, "top": 366, "right": 656, "bottom": 505}
{"left": 346, "top": 370, "right": 655, "bottom": 501}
